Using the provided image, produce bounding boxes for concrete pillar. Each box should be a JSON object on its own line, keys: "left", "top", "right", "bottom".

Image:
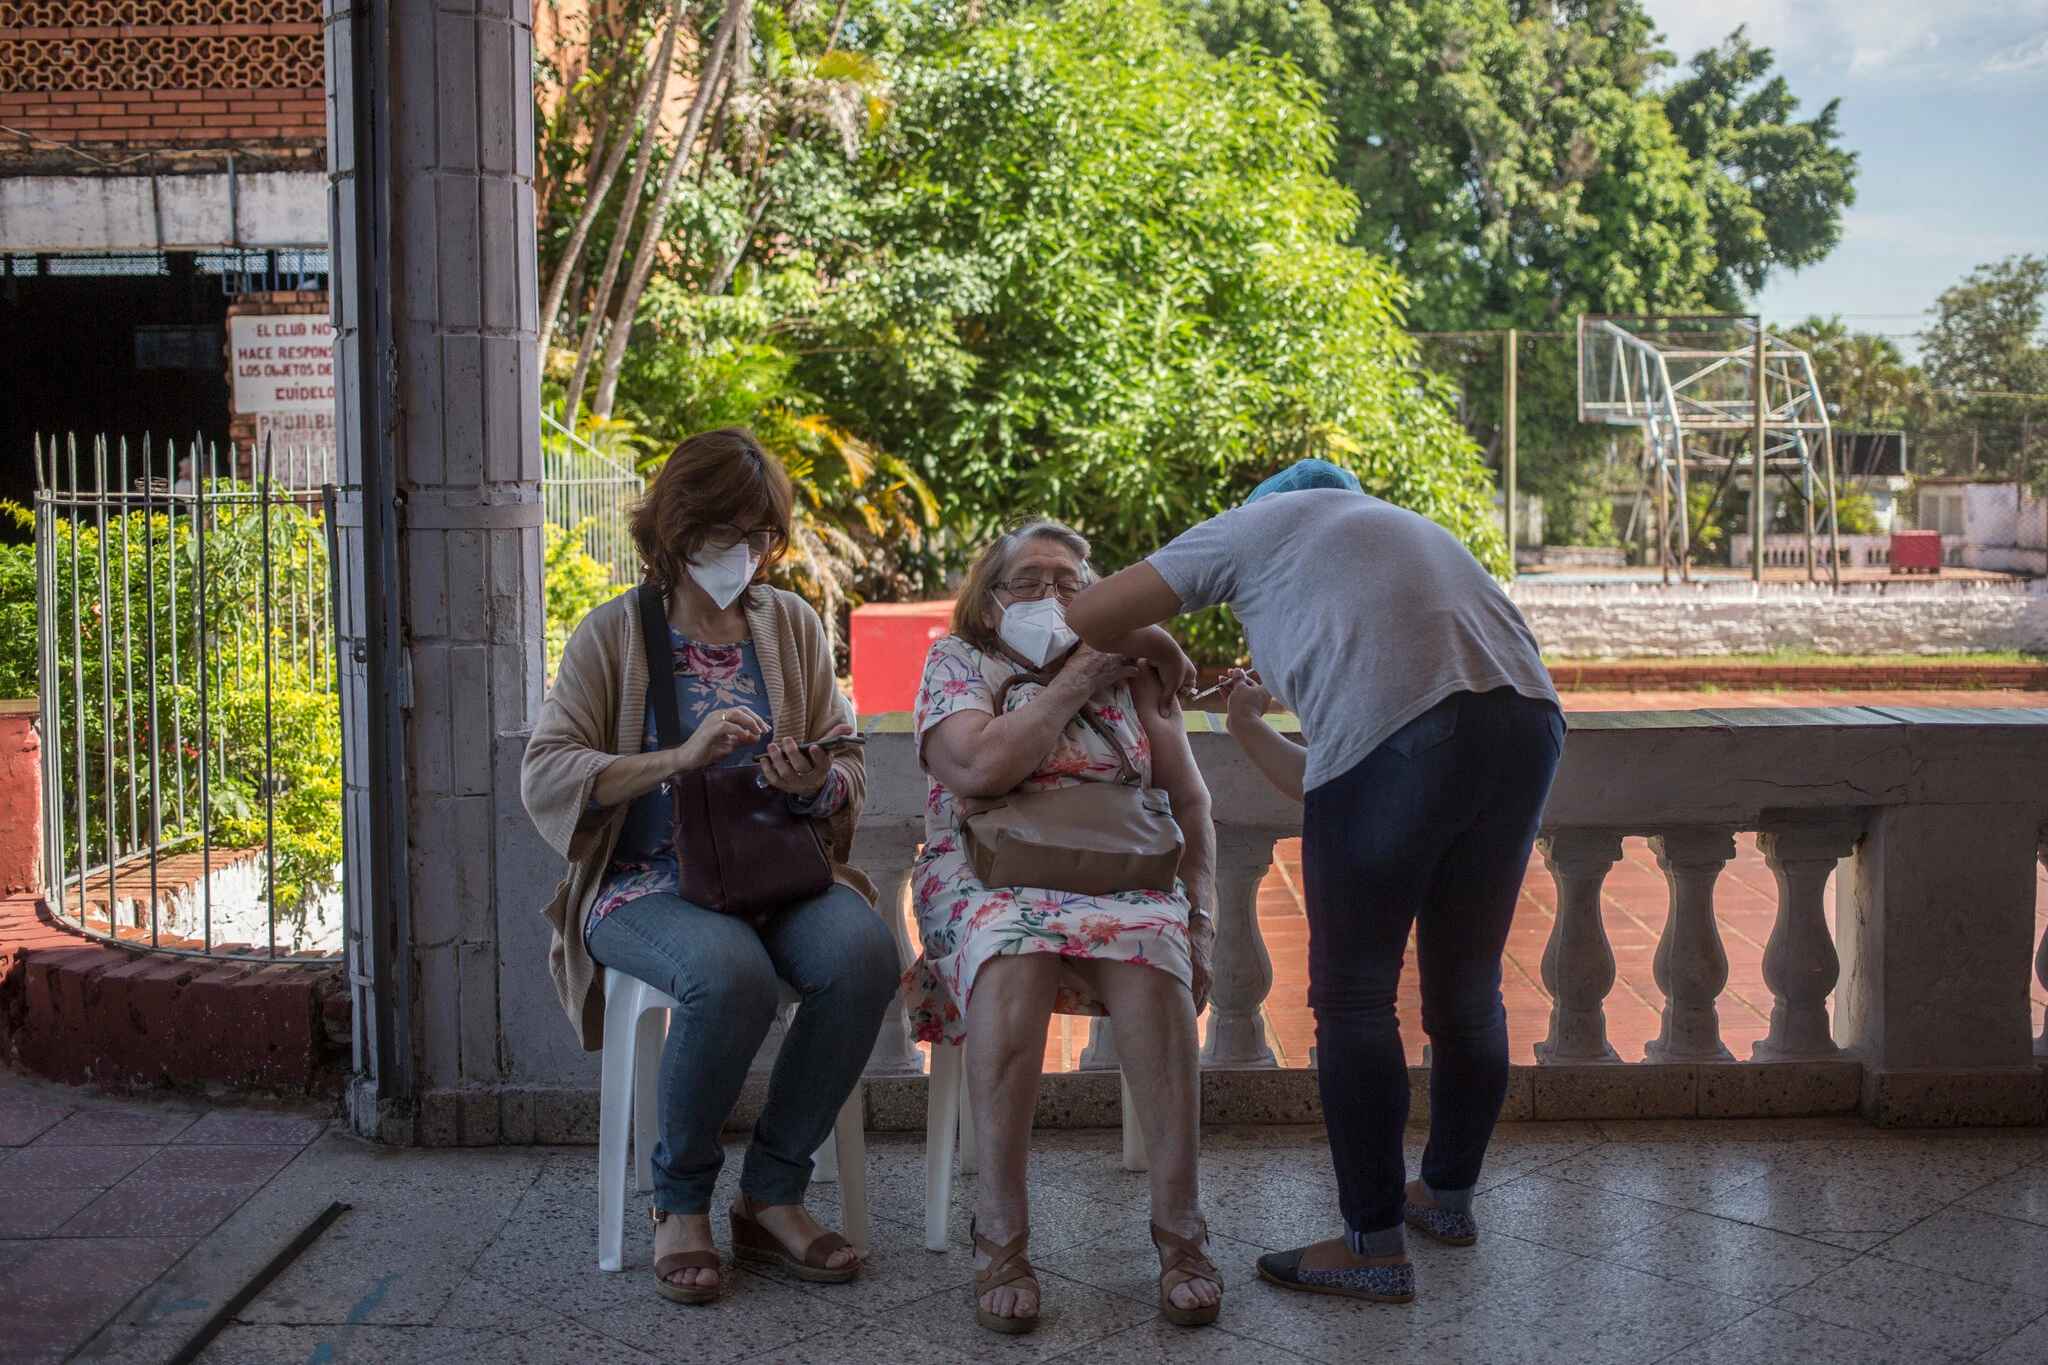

{"left": 329, "top": 0, "right": 544, "bottom": 1143}
{"left": 1840, "top": 802, "right": 2046, "bottom": 1124}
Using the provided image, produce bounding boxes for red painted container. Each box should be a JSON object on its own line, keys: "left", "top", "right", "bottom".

{"left": 850, "top": 601, "right": 955, "bottom": 715}
{"left": 1889, "top": 529, "right": 1943, "bottom": 573}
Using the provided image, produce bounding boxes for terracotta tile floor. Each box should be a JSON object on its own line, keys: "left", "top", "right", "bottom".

{"left": 1017, "top": 689, "right": 2048, "bottom": 1072}
{"left": 0, "top": 1085, "right": 324, "bottom": 1360}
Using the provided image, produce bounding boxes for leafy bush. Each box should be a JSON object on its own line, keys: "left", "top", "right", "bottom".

{"left": 544, "top": 519, "right": 624, "bottom": 675}
{"left": 18, "top": 489, "right": 342, "bottom": 930}
{"left": 797, "top": 0, "right": 1505, "bottom": 587}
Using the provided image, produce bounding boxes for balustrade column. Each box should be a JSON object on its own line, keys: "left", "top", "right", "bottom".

{"left": 1534, "top": 830, "right": 1624, "bottom": 1063}
{"left": 1645, "top": 830, "right": 1737, "bottom": 1063}
{"left": 1078, "top": 1017, "right": 1119, "bottom": 1070}
{"left": 1754, "top": 820, "right": 1861, "bottom": 1061}
{"left": 848, "top": 825, "right": 929, "bottom": 1076}
{"left": 1200, "top": 826, "right": 1281, "bottom": 1068}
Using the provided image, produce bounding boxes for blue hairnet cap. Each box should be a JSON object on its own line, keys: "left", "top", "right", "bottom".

{"left": 1244, "top": 457, "right": 1363, "bottom": 505}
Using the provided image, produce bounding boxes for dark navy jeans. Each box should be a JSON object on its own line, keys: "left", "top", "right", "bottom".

{"left": 587, "top": 885, "right": 898, "bottom": 1215}
{"left": 1301, "top": 686, "right": 1564, "bottom": 1251}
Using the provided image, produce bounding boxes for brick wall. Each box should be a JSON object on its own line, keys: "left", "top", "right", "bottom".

{"left": 0, "top": 86, "right": 322, "bottom": 145}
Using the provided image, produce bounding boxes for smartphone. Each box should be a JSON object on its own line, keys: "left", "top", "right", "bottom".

{"left": 755, "top": 733, "right": 866, "bottom": 761}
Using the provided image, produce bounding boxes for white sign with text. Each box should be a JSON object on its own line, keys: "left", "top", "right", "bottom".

{"left": 229, "top": 314, "right": 335, "bottom": 414}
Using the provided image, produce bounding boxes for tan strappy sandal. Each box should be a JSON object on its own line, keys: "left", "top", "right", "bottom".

{"left": 1152, "top": 1221, "right": 1222, "bottom": 1327}
{"left": 971, "top": 1220, "right": 1041, "bottom": 1335}
{"left": 728, "top": 1194, "right": 859, "bottom": 1284}
{"left": 649, "top": 1207, "right": 721, "bottom": 1305}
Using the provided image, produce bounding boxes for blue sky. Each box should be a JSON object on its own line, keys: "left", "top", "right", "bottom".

{"left": 1642, "top": 0, "right": 2048, "bottom": 358}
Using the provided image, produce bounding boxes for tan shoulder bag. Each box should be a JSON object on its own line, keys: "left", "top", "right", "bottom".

{"left": 956, "top": 664, "right": 1183, "bottom": 896}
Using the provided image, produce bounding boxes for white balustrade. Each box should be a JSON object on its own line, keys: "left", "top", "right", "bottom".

{"left": 1534, "top": 830, "right": 1623, "bottom": 1063}
{"left": 810, "top": 707, "right": 2048, "bottom": 1127}
{"left": 1199, "top": 826, "right": 1282, "bottom": 1068}
{"left": 1754, "top": 820, "right": 1861, "bottom": 1061}
{"left": 1646, "top": 830, "right": 1737, "bottom": 1063}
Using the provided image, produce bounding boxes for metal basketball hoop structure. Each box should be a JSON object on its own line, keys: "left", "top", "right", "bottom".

{"left": 1577, "top": 314, "right": 1839, "bottom": 583}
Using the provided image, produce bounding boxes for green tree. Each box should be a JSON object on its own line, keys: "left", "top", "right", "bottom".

{"left": 1782, "top": 315, "right": 1929, "bottom": 429}
{"left": 1182, "top": 2, "right": 1854, "bottom": 329}
{"left": 1661, "top": 30, "right": 1858, "bottom": 309}
{"left": 798, "top": 0, "right": 1503, "bottom": 575}
{"left": 1921, "top": 255, "right": 2048, "bottom": 408}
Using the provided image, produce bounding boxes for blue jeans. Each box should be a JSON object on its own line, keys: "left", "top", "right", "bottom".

{"left": 585, "top": 884, "right": 898, "bottom": 1215}
{"left": 1302, "top": 687, "right": 1564, "bottom": 1253}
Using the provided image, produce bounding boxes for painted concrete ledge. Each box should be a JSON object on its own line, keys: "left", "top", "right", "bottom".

{"left": 1545, "top": 660, "right": 2048, "bottom": 691}
{"left": 0, "top": 894, "right": 348, "bottom": 1095}
{"left": 398, "top": 1056, "right": 2048, "bottom": 1148}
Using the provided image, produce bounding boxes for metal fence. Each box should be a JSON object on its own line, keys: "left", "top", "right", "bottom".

{"left": 33, "top": 433, "right": 343, "bottom": 960}
{"left": 541, "top": 406, "right": 643, "bottom": 585}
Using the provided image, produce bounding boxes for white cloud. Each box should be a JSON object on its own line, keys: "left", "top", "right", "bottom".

{"left": 1986, "top": 35, "right": 2048, "bottom": 73}
{"left": 1641, "top": 0, "right": 2048, "bottom": 89}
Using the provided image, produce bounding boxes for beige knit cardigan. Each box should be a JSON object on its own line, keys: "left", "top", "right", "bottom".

{"left": 520, "top": 584, "right": 874, "bottom": 1052}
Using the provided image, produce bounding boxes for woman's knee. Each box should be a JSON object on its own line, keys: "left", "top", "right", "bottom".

{"left": 671, "top": 944, "right": 780, "bottom": 1026}
{"left": 834, "top": 906, "right": 901, "bottom": 1011}
{"left": 785, "top": 889, "right": 900, "bottom": 1011}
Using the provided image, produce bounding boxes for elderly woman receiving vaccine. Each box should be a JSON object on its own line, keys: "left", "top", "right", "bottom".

{"left": 900, "top": 519, "right": 1225, "bottom": 1334}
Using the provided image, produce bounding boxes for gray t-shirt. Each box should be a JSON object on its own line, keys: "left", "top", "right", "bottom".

{"left": 1148, "top": 489, "right": 1555, "bottom": 791}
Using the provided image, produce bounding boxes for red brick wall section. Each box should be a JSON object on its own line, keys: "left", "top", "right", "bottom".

{"left": 0, "top": 86, "right": 323, "bottom": 144}
{"left": 0, "top": 704, "right": 38, "bottom": 897}
{"left": 0, "top": 894, "right": 346, "bottom": 1096}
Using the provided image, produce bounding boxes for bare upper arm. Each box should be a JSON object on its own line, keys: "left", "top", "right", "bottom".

{"left": 1068, "top": 562, "right": 1185, "bottom": 649}
{"left": 919, "top": 707, "right": 995, "bottom": 792}
{"left": 1132, "top": 670, "right": 1208, "bottom": 815}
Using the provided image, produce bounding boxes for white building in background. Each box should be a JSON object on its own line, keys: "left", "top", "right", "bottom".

{"left": 1917, "top": 477, "right": 2048, "bottom": 576}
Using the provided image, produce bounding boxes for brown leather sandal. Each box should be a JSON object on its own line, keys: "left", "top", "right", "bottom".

{"left": 728, "top": 1194, "right": 858, "bottom": 1284}
{"left": 1152, "top": 1221, "right": 1222, "bottom": 1327}
{"left": 971, "top": 1220, "right": 1040, "bottom": 1335}
{"left": 649, "top": 1207, "right": 721, "bottom": 1305}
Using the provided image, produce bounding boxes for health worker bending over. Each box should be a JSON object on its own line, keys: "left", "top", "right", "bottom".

{"left": 1068, "top": 459, "right": 1563, "bottom": 1305}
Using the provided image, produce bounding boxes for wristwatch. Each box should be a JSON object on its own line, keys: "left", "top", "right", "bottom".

{"left": 1187, "top": 905, "right": 1212, "bottom": 924}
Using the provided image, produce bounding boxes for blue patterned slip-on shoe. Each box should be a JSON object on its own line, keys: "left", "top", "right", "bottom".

{"left": 1256, "top": 1248, "right": 1415, "bottom": 1304}
{"left": 1404, "top": 1200, "right": 1478, "bottom": 1247}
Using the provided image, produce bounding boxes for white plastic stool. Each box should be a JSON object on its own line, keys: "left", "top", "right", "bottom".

{"left": 922, "top": 1041, "right": 1145, "bottom": 1252}
{"left": 598, "top": 967, "right": 868, "bottom": 1271}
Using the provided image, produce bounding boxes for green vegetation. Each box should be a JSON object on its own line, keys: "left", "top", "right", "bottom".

{"left": 7, "top": 495, "right": 341, "bottom": 929}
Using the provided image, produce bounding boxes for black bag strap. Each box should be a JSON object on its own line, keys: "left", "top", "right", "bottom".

{"left": 637, "top": 583, "right": 686, "bottom": 752}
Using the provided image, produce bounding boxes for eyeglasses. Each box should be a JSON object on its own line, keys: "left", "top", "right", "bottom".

{"left": 994, "top": 576, "right": 1087, "bottom": 603}
{"left": 706, "top": 524, "right": 780, "bottom": 555}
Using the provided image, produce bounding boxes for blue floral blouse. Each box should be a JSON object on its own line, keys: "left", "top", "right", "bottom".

{"left": 585, "top": 626, "right": 847, "bottom": 939}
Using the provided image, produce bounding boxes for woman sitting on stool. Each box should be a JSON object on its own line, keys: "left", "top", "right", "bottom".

{"left": 522, "top": 428, "right": 897, "bottom": 1304}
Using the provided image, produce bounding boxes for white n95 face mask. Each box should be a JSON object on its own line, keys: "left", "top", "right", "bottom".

{"left": 687, "top": 540, "right": 760, "bottom": 610}
{"left": 997, "top": 597, "right": 1079, "bottom": 668}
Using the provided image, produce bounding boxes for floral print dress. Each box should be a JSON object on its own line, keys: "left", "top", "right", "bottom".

{"left": 902, "top": 633, "right": 1193, "bottom": 1046}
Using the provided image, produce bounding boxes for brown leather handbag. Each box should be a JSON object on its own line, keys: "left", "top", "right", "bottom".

{"left": 956, "top": 666, "right": 1183, "bottom": 897}
{"left": 638, "top": 585, "right": 833, "bottom": 928}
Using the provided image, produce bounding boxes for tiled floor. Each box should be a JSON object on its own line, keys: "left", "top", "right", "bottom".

{"left": 0, "top": 1081, "right": 325, "bottom": 1362}
{"left": 166, "top": 1117, "right": 2048, "bottom": 1364}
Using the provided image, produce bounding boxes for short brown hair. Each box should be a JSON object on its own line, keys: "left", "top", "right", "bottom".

{"left": 951, "top": 519, "right": 1093, "bottom": 654}
{"left": 631, "top": 427, "right": 793, "bottom": 594}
